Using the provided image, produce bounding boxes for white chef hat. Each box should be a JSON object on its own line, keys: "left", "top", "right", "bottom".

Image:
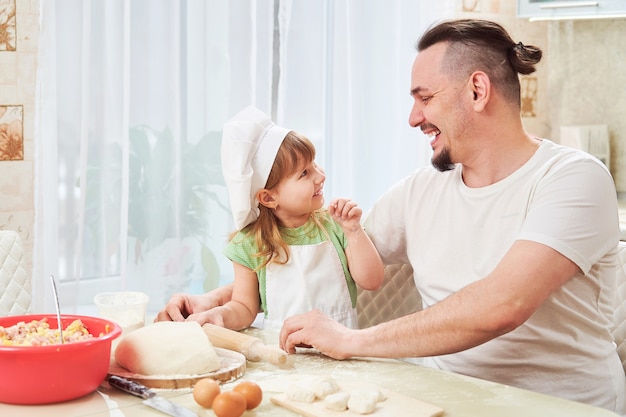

{"left": 221, "top": 106, "right": 290, "bottom": 230}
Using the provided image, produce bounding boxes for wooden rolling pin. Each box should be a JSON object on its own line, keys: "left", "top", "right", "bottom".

{"left": 202, "top": 323, "right": 287, "bottom": 365}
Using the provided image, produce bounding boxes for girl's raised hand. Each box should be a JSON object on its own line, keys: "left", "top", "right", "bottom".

{"left": 329, "top": 198, "right": 362, "bottom": 231}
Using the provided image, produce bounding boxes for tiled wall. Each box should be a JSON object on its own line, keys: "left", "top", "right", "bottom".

{"left": 545, "top": 20, "right": 626, "bottom": 195}
{"left": 0, "top": 0, "right": 38, "bottom": 279}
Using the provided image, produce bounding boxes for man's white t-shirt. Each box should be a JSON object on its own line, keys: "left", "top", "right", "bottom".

{"left": 364, "top": 139, "right": 625, "bottom": 412}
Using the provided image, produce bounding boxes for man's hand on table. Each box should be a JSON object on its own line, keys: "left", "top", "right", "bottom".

{"left": 279, "top": 309, "right": 357, "bottom": 359}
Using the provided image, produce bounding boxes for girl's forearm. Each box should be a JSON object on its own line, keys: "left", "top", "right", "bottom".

{"left": 344, "top": 227, "right": 384, "bottom": 290}
{"left": 220, "top": 301, "right": 257, "bottom": 331}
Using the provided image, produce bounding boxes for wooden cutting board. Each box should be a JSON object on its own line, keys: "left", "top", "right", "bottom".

{"left": 108, "top": 347, "right": 246, "bottom": 389}
{"left": 271, "top": 381, "right": 444, "bottom": 417}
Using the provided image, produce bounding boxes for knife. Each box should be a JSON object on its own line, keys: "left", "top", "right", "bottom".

{"left": 107, "top": 375, "right": 198, "bottom": 417}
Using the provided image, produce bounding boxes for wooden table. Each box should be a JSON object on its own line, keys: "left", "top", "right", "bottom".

{"left": 0, "top": 327, "right": 619, "bottom": 417}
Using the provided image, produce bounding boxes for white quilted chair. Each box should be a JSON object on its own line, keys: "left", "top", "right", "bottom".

{"left": 356, "top": 263, "right": 421, "bottom": 328}
{"left": 614, "top": 241, "right": 626, "bottom": 374}
{"left": 0, "top": 230, "right": 31, "bottom": 316}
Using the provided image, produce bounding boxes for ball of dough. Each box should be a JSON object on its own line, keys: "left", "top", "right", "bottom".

{"left": 368, "top": 389, "right": 387, "bottom": 402}
{"left": 115, "top": 321, "right": 221, "bottom": 376}
{"left": 348, "top": 390, "right": 378, "bottom": 415}
{"left": 313, "top": 377, "right": 340, "bottom": 399}
{"left": 324, "top": 391, "right": 349, "bottom": 411}
{"left": 286, "top": 385, "right": 316, "bottom": 403}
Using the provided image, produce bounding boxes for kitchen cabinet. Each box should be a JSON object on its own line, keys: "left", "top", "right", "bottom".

{"left": 518, "top": 0, "right": 626, "bottom": 20}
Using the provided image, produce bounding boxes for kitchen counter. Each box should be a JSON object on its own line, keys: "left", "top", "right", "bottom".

{"left": 0, "top": 327, "right": 618, "bottom": 417}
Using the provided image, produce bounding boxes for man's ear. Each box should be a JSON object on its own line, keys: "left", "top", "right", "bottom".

{"left": 469, "top": 71, "right": 490, "bottom": 112}
{"left": 257, "top": 189, "right": 277, "bottom": 209}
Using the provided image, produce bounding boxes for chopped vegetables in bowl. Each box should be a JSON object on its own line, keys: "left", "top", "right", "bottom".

{"left": 0, "top": 317, "right": 96, "bottom": 346}
{"left": 0, "top": 314, "right": 122, "bottom": 404}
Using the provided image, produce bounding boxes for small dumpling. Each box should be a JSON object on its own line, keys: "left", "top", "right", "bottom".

{"left": 363, "top": 389, "right": 386, "bottom": 403}
{"left": 286, "top": 385, "right": 316, "bottom": 403}
{"left": 348, "top": 390, "right": 378, "bottom": 414}
{"left": 115, "top": 321, "right": 221, "bottom": 376}
{"left": 313, "top": 377, "right": 340, "bottom": 399}
{"left": 324, "top": 391, "right": 350, "bottom": 411}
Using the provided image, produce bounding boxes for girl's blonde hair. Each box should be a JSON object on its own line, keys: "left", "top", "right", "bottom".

{"left": 231, "top": 131, "right": 326, "bottom": 270}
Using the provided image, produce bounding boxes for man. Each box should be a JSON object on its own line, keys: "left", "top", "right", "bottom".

{"left": 157, "top": 19, "right": 625, "bottom": 412}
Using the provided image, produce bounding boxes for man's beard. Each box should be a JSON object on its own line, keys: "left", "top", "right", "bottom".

{"left": 432, "top": 147, "right": 455, "bottom": 172}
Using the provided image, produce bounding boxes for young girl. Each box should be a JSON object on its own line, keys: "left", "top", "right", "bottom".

{"left": 212, "top": 106, "right": 384, "bottom": 331}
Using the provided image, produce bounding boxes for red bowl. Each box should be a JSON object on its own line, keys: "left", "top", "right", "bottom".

{"left": 0, "top": 314, "right": 122, "bottom": 405}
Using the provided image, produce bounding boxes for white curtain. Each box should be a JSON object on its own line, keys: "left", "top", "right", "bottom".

{"left": 34, "top": 0, "right": 453, "bottom": 316}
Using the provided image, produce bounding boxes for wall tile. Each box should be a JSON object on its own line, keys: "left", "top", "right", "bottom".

{"left": 0, "top": 53, "right": 17, "bottom": 84}
{"left": 0, "top": 161, "right": 34, "bottom": 210}
{"left": 15, "top": 13, "right": 39, "bottom": 53}
{"left": 0, "top": 85, "right": 18, "bottom": 104}
{"left": 16, "top": 52, "right": 36, "bottom": 102}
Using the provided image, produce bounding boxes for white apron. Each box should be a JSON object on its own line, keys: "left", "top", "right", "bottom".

{"left": 262, "top": 240, "right": 358, "bottom": 331}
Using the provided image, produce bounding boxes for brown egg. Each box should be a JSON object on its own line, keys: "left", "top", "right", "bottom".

{"left": 192, "top": 378, "right": 221, "bottom": 408}
{"left": 233, "top": 381, "right": 263, "bottom": 410}
{"left": 212, "top": 391, "right": 247, "bottom": 417}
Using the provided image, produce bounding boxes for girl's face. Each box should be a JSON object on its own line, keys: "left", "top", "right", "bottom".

{"left": 271, "top": 159, "right": 326, "bottom": 228}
